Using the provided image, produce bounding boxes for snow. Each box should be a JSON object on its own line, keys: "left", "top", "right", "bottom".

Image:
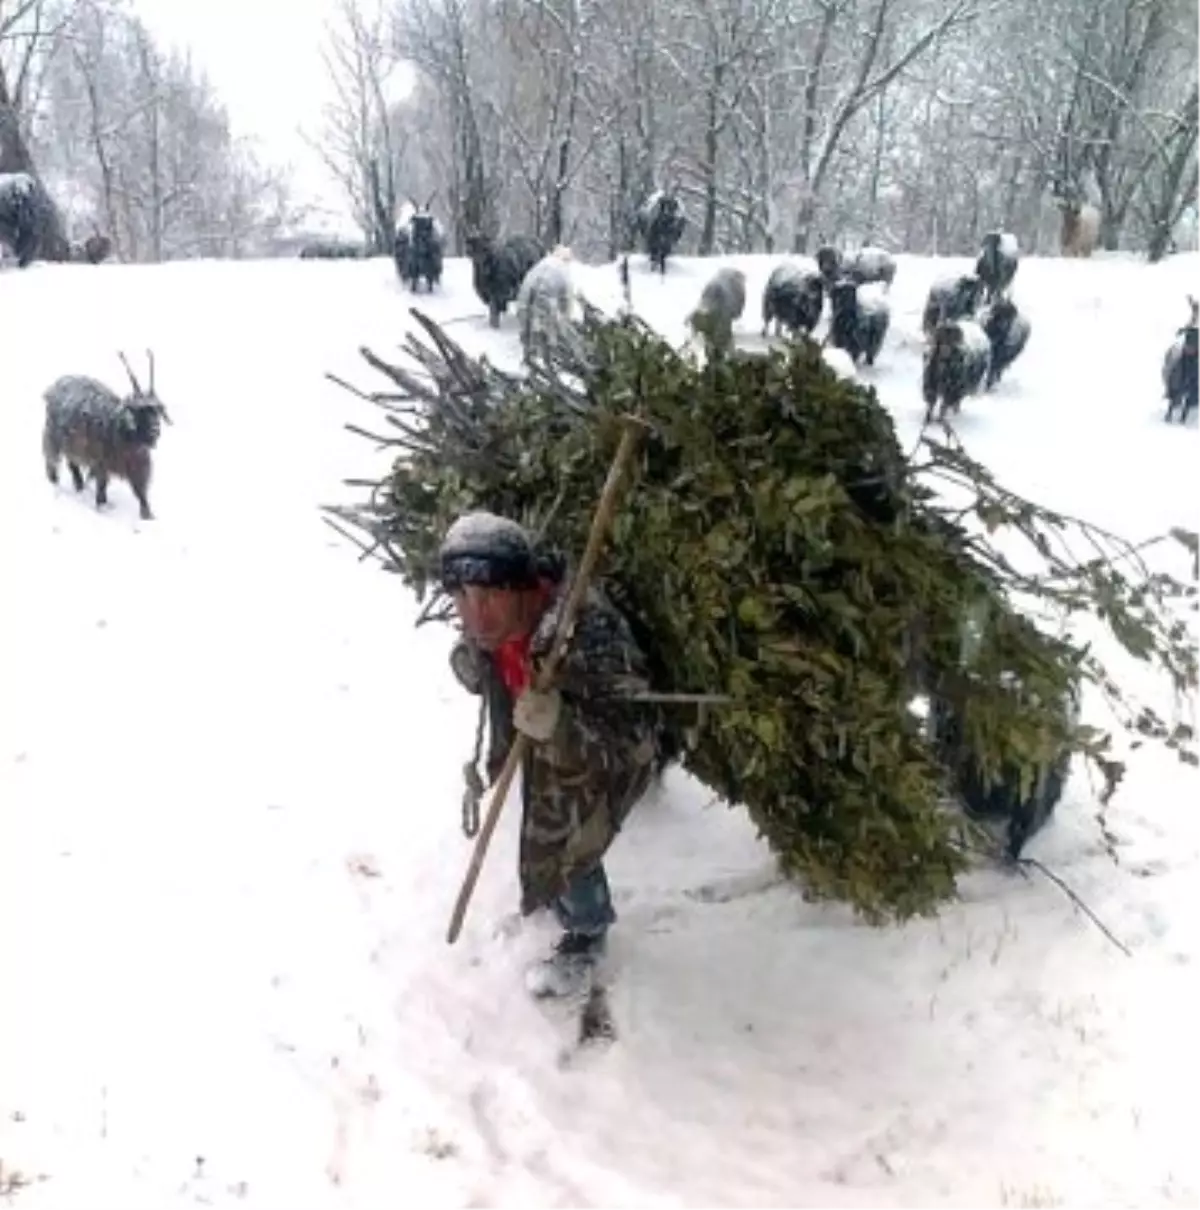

{"left": 1, "top": 245, "right": 1198, "bottom": 1209}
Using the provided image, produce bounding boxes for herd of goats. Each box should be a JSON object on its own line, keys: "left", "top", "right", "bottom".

{"left": 4, "top": 186, "right": 1194, "bottom": 524}
{"left": 388, "top": 190, "right": 1199, "bottom": 431}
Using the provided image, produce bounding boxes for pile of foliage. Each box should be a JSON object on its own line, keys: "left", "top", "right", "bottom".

{"left": 326, "top": 307, "right": 1197, "bottom": 922}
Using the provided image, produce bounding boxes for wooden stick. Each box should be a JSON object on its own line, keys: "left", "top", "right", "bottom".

{"left": 445, "top": 415, "right": 650, "bottom": 945}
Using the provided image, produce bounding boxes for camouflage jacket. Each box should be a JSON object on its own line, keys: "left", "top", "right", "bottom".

{"left": 456, "top": 583, "right": 660, "bottom": 914}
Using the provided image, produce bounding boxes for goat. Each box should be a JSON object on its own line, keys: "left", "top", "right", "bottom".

{"left": 43, "top": 352, "right": 171, "bottom": 520}
{"left": 843, "top": 245, "right": 897, "bottom": 290}
{"left": 922, "top": 319, "right": 991, "bottom": 423}
{"left": 928, "top": 683, "right": 1079, "bottom": 861}
{"left": 761, "top": 261, "right": 824, "bottom": 339}
{"left": 637, "top": 191, "right": 687, "bottom": 275}
{"left": 815, "top": 245, "right": 842, "bottom": 287}
{"left": 1060, "top": 201, "right": 1100, "bottom": 258}
{"left": 975, "top": 232, "right": 1018, "bottom": 303}
{"left": 828, "top": 279, "right": 890, "bottom": 367}
{"left": 687, "top": 267, "right": 746, "bottom": 356}
{"left": 922, "top": 274, "right": 984, "bottom": 338}
{"left": 1163, "top": 295, "right": 1199, "bottom": 424}
{"left": 517, "top": 248, "right": 576, "bottom": 363}
{"left": 0, "top": 171, "right": 63, "bottom": 268}
{"left": 467, "top": 231, "right": 546, "bottom": 328}
{"left": 395, "top": 203, "right": 445, "bottom": 292}
{"left": 979, "top": 298, "right": 1030, "bottom": 389}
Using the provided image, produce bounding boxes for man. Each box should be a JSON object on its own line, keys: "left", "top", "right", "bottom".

{"left": 439, "top": 509, "right": 661, "bottom": 996}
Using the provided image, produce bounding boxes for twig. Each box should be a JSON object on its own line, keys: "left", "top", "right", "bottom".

{"left": 1016, "top": 856, "right": 1133, "bottom": 958}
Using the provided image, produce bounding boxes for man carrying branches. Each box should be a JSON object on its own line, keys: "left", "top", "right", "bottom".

{"left": 439, "top": 510, "right": 662, "bottom": 997}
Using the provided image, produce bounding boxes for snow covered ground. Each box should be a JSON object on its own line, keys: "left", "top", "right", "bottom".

{"left": 0, "top": 246, "right": 1197, "bottom": 1209}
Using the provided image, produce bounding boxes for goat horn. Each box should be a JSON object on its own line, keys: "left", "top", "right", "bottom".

{"left": 147, "top": 348, "right": 155, "bottom": 394}
{"left": 117, "top": 350, "right": 143, "bottom": 395}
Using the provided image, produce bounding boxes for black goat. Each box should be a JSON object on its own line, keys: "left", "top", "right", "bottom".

{"left": 828, "top": 279, "right": 889, "bottom": 367}
{"left": 395, "top": 205, "right": 444, "bottom": 292}
{"left": 979, "top": 299, "right": 1030, "bottom": 389}
{"left": 1161, "top": 326, "right": 1200, "bottom": 425}
{"left": 975, "top": 232, "right": 1019, "bottom": 304}
{"left": 922, "top": 319, "right": 991, "bottom": 423}
{"left": 467, "top": 232, "right": 546, "bottom": 328}
{"left": 637, "top": 191, "right": 687, "bottom": 275}
{"left": 922, "top": 274, "right": 984, "bottom": 338}
{"left": 761, "top": 262, "right": 824, "bottom": 338}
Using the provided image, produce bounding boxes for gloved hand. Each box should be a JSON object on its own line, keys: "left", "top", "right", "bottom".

{"left": 513, "top": 688, "right": 562, "bottom": 743}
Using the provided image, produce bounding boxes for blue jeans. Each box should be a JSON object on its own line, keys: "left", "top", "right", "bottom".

{"left": 554, "top": 863, "right": 616, "bottom": 938}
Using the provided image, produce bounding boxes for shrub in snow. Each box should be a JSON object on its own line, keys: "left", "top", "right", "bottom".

{"left": 43, "top": 353, "right": 171, "bottom": 521}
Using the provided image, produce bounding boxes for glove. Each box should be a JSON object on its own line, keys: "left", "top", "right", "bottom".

{"left": 449, "top": 639, "right": 484, "bottom": 696}
{"left": 513, "top": 688, "right": 562, "bottom": 743}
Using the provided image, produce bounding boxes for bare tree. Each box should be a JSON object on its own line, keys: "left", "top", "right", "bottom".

{"left": 314, "top": 0, "right": 411, "bottom": 252}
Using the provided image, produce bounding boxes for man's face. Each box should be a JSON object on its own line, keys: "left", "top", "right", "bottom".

{"left": 452, "top": 583, "right": 525, "bottom": 650}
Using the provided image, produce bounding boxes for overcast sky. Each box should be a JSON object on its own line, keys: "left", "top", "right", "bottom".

{"left": 128, "top": 0, "right": 355, "bottom": 224}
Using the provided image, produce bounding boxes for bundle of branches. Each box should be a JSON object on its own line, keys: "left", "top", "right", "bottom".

{"left": 325, "top": 307, "right": 1198, "bottom": 922}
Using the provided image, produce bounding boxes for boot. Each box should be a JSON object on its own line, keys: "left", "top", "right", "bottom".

{"left": 525, "top": 931, "right": 605, "bottom": 999}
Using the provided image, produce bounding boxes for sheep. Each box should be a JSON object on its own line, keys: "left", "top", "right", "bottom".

{"left": 395, "top": 204, "right": 445, "bottom": 292}
{"left": 827, "top": 279, "right": 890, "bottom": 367}
{"left": 637, "top": 190, "right": 687, "bottom": 275}
{"left": 922, "top": 318, "right": 991, "bottom": 423}
{"left": 1060, "top": 201, "right": 1100, "bottom": 258}
{"left": 516, "top": 247, "right": 576, "bottom": 363}
{"left": 687, "top": 267, "right": 746, "bottom": 356}
{"left": 979, "top": 298, "right": 1030, "bottom": 389}
{"left": 43, "top": 352, "right": 171, "bottom": 521}
{"left": 466, "top": 231, "right": 546, "bottom": 328}
{"left": 0, "top": 171, "right": 62, "bottom": 268}
{"left": 1163, "top": 295, "right": 1198, "bottom": 424}
{"left": 975, "top": 231, "right": 1018, "bottom": 303}
{"left": 922, "top": 273, "right": 984, "bottom": 338}
{"left": 761, "top": 261, "right": 824, "bottom": 338}
{"left": 844, "top": 245, "right": 897, "bottom": 290}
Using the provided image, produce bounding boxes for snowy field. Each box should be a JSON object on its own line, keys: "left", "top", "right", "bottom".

{"left": 0, "top": 246, "right": 1197, "bottom": 1209}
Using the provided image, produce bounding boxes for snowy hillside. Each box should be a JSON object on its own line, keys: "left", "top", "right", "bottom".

{"left": 0, "top": 247, "right": 1197, "bottom": 1209}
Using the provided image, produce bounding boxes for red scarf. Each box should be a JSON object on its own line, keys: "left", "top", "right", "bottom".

{"left": 494, "top": 632, "right": 533, "bottom": 696}
{"left": 491, "top": 583, "right": 553, "bottom": 697}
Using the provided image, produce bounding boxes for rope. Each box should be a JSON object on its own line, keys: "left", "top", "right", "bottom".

{"left": 460, "top": 697, "right": 487, "bottom": 838}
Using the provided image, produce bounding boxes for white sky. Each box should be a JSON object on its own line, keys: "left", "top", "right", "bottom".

{"left": 127, "top": 0, "right": 360, "bottom": 224}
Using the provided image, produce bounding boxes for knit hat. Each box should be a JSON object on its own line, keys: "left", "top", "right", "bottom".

{"left": 439, "top": 511, "right": 539, "bottom": 591}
